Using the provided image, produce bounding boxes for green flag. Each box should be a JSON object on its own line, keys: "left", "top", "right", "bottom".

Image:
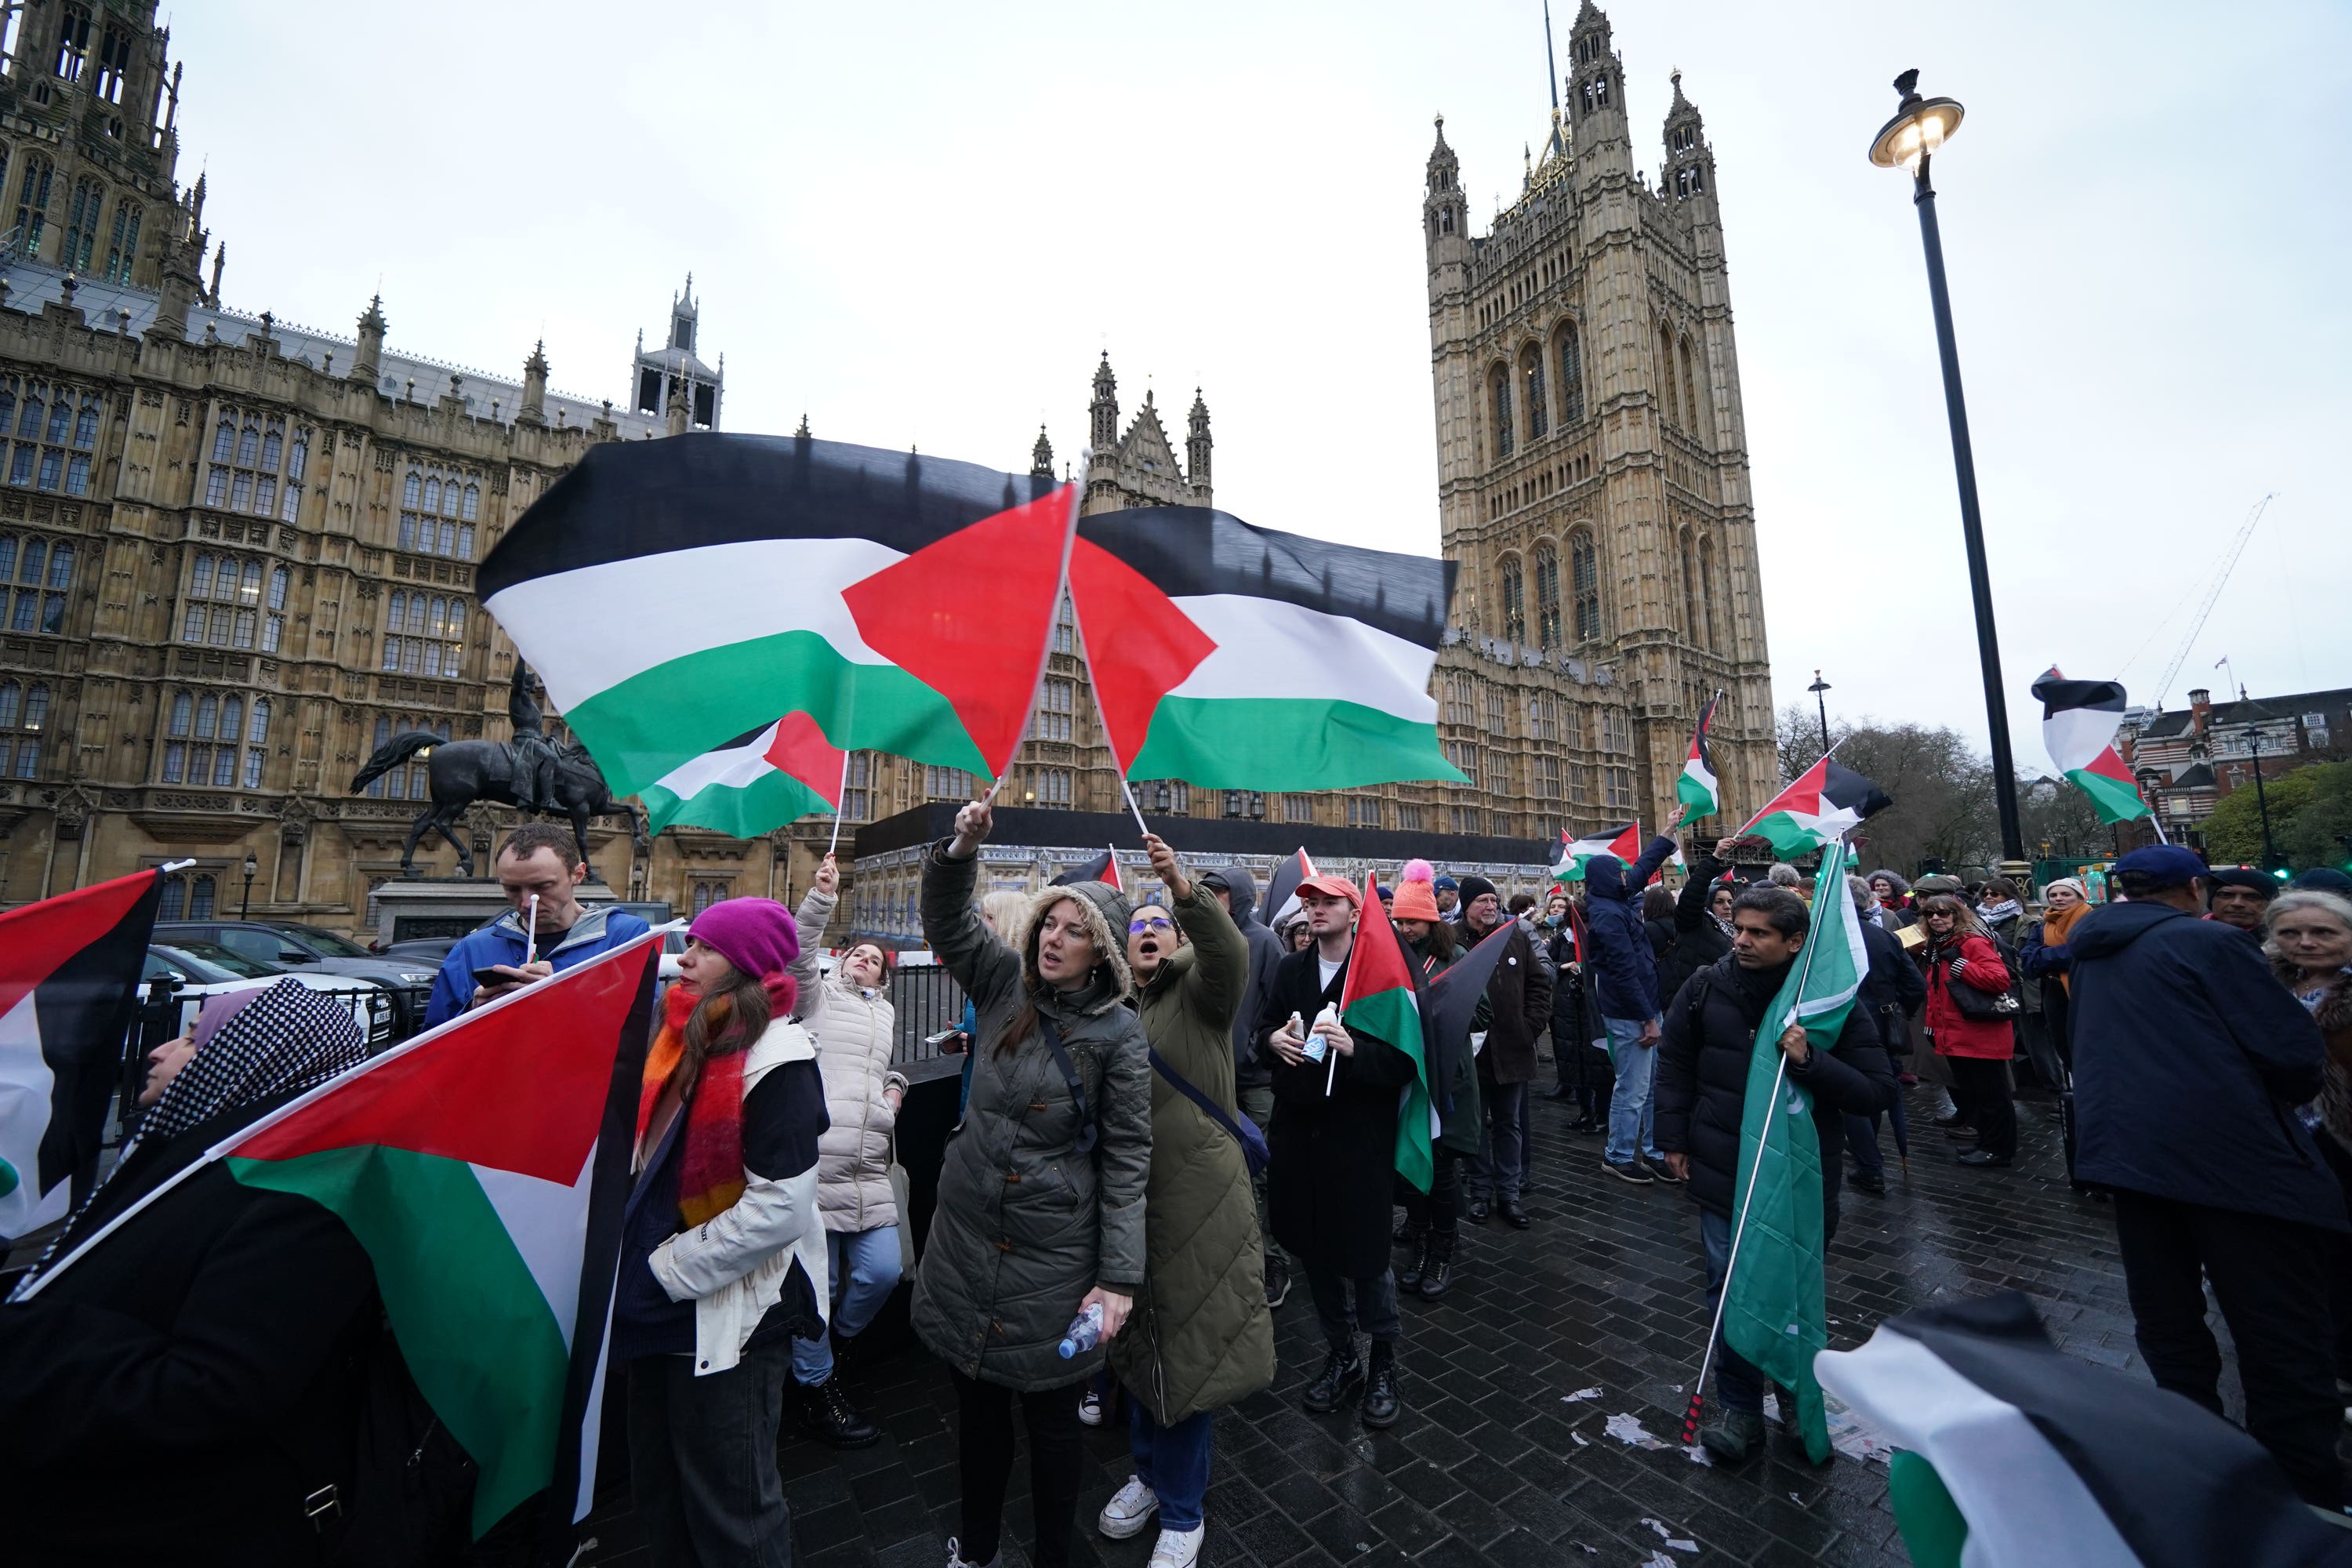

{"left": 1722, "top": 835, "right": 1866, "bottom": 1465}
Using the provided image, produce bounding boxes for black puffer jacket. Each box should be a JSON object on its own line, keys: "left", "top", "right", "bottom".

{"left": 1653, "top": 954, "right": 1896, "bottom": 1224}
{"left": 1657, "top": 851, "right": 1736, "bottom": 1004}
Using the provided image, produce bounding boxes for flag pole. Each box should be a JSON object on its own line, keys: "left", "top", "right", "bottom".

{"left": 983, "top": 452, "right": 1091, "bottom": 818}
{"left": 1678, "top": 837, "right": 1842, "bottom": 1447}
{"left": 1730, "top": 732, "right": 1851, "bottom": 842}
{"left": 524, "top": 893, "right": 540, "bottom": 968}
{"left": 826, "top": 748, "right": 853, "bottom": 857}
{"left": 1118, "top": 776, "right": 1149, "bottom": 840}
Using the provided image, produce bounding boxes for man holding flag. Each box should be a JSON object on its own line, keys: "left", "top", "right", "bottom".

{"left": 1653, "top": 850, "right": 1896, "bottom": 1465}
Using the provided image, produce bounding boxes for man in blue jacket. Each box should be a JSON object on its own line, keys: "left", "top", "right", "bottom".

{"left": 423, "top": 823, "right": 652, "bottom": 1028}
{"left": 1585, "top": 804, "right": 1687, "bottom": 1183}
{"left": 2069, "top": 844, "right": 2346, "bottom": 1508}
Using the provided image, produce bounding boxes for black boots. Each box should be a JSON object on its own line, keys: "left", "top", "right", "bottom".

{"left": 799, "top": 1375, "right": 880, "bottom": 1449}
{"left": 1395, "top": 1221, "right": 1429, "bottom": 1290}
{"left": 1416, "top": 1232, "right": 1454, "bottom": 1299}
{"left": 1361, "top": 1341, "right": 1401, "bottom": 1428}
{"left": 1301, "top": 1345, "right": 1366, "bottom": 1414}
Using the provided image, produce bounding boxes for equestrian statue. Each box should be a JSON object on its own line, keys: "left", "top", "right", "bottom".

{"left": 349, "top": 660, "right": 648, "bottom": 877}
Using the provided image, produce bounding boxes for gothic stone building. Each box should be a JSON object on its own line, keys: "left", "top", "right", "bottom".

{"left": 836, "top": 2, "right": 1776, "bottom": 871}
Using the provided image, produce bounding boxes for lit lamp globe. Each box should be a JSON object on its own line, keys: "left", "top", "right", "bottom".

{"left": 1868, "top": 69, "right": 1964, "bottom": 172}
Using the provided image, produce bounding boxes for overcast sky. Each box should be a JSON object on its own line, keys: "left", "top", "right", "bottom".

{"left": 175, "top": 1, "right": 2349, "bottom": 769}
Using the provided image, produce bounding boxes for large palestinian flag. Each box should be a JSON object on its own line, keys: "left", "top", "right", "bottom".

{"left": 1817, "top": 1292, "right": 2348, "bottom": 1567}
{"left": 20, "top": 931, "right": 664, "bottom": 1537}
{"left": 0, "top": 869, "right": 163, "bottom": 1238}
{"left": 481, "top": 434, "right": 1079, "bottom": 795}
{"left": 1677, "top": 693, "right": 1721, "bottom": 817}
{"left": 1552, "top": 823, "right": 1640, "bottom": 884}
{"left": 1737, "top": 757, "right": 1892, "bottom": 857}
{"left": 2031, "top": 667, "right": 2151, "bottom": 826}
{"left": 641, "top": 711, "right": 844, "bottom": 837}
{"left": 1065, "top": 507, "right": 1461, "bottom": 791}
{"left": 1339, "top": 869, "right": 1435, "bottom": 1193}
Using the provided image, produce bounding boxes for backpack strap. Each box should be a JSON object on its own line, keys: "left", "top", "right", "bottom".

{"left": 1039, "top": 1015, "right": 1098, "bottom": 1156}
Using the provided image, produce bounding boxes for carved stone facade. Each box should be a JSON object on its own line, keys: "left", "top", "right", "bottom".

{"left": 0, "top": 2, "right": 757, "bottom": 927}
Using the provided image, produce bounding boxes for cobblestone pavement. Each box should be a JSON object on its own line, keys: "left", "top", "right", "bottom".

{"left": 580, "top": 1082, "right": 2142, "bottom": 1567}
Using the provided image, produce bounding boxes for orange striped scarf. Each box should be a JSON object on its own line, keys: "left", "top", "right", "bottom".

{"left": 637, "top": 984, "right": 746, "bottom": 1226}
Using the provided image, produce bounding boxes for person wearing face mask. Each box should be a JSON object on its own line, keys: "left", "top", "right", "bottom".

{"left": 782, "top": 853, "right": 908, "bottom": 1450}
{"left": 922, "top": 800, "right": 1152, "bottom": 1568}
{"left": 1096, "top": 835, "right": 1272, "bottom": 1568}
{"left": 0, "top": 982, "right": 377, "bottom": 1565}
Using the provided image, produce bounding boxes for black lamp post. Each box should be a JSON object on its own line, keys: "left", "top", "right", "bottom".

{"left": 1807, "top": 670, "right": 1832, "bottom": 755}
{"left": 1871, "top": 70, "right": 2026, "bottom": 871}
{"left": 240, "top": 852, "right": 257, "bottom": 920}
{"left": 2241, "top": 725, "right": 2281, "bottom": 872}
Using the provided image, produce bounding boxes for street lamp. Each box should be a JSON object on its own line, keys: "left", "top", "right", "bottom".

{"left": 2239, "top": 724, "right": 2281, "bottom": 872}
{"left": 1807, "top": 670, "right": 1832, "bottom": 755}
{"left": 1871, "top": 70, "right": 2027, "bottom": 873}
{"left": 240, "top": 852, "right": 258, "bottom": 920}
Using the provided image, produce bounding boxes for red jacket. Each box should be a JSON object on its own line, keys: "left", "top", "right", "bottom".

{"left": 1922, "top": 931, "right": 2015, "bottom": 1059}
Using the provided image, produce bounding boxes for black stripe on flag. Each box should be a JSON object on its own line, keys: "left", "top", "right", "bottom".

{"left": 481, "top": 433, "right": 1063, "bottom": 599}
{"left": 2031, "top": 670, "right": 2130, "bottom": 718}
{"left": 1078, "top": 506, "right": 1457, "bottom": 651}
{"left": 38, "top": 872, "right": 165, "bottom": 1211}
{"left": 1051, "top": 851, "right": 1116, "bottom": 887}
{"left": 1822, "top": 758, "right": 1893, "bottom": 822}
{"left": 1889, "top": 1293, "right": 2343, "bottom": 1568}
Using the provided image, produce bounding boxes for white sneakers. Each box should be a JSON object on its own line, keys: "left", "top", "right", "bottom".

{"left": 1148, "top": 1526, "right": 1205, "bottom": 1567}
{"left": 1098, "top": 1479, "right": 1201, "bottom": 1566}
{"left": 1078, "top": 1388, "right": 1105, "bottom": 1427}
{"left": 942, "top": 1537, "right": 997, "bottom": 1568}
{"left": 1098, "top": 1475, "right": 1159, "bottom": 1539}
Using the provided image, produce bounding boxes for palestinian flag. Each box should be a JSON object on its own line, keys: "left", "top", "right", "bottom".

{"left": 1340, "top": 868, "right": 1435, "bottom": 1193}
{"left": 20, "top": 930, "right": 664, "bottom": 1537}
{"left": 1423, "top": 920, "right": 1515, "bottom": 1120}
{"left": 1263, "top": 848, "right": 1318, "bottom": 931}
{"left": 1715, "top": 835, "right": 1866, "bottom": 1465}
{"left": 641, "top": 711, "right": 844, "bottom": 837}
{"left": 481, "top": 434, "right": 1079, "bottom": 795}
{"left": 1553, "top": 823, "right": 1639, "bottom": 884}
{"left": 2032, "top": 667, "right": 2151, "bottom": 825}
{"left": 1677, "top": 693, "right": 1721, "bottom": 816}
{"left": 1737, "top": 757, "right": 1892, "bottom": 857}
{"left": 1050, "top": 848, "right": 1124, "bottom": 894}
{"left": 1065, "top": 506, "right": 1462, "bottom": 790}
{"left": 0, "top": 869, "right": 164, "bottom": 1238}
{"left": 1817, "top": 1292, "right": 2347, "bottom": 1568}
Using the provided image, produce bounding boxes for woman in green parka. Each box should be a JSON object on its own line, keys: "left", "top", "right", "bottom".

{"left": 1390, "top": 860, "right": 1479, "bottom": 1299}
{"left": 1098, "top": 833, "right": 1275, "bottom": 1568}
{"left": 918, "top": 800, "right": 1153, "bottom": 1568}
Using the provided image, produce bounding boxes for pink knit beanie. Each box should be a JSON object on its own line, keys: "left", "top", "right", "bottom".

{"left": 688, "top": 897, "right": 800, "bottom": 981}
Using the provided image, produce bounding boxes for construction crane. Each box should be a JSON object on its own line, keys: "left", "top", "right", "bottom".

{"left": 2153, "top": 493, "right": 2274, "bottom": 709}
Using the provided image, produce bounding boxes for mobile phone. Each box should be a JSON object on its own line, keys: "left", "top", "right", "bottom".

{"left": 924, "top": 1029, "right": 963, "bottom": 1048}
{"left": 473, "top": 966, "right": 522, "bottom": 987}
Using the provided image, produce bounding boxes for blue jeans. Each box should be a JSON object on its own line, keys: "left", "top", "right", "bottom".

{"left": 1128, "top": 1404, "right": 1214, "bottom": 1531}
{"left": 1472, "top": 1080, "right": 1529, "bottom": 1200}
{"left": 1700, "top": 1208, "right": 1766, "bottom": 1415}
{"left": 791, "top": 1225, "right": 905, "bottom": 1386}
{"left": 1602, "top": 1015, "right": 1663, "bottom": 1167}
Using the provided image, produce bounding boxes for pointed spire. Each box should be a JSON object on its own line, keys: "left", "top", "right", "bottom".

{"left": 524, "top": 338, "right": 548, "bottom": 376}
{"left": 1090, "top": 352, "right": 1120, "bottom": 450}
{"left": 795, "top": 412, "right": 811, "bottom": 438}
{"left": 1030, "top": 424, "right": 1054, "bottom": 481}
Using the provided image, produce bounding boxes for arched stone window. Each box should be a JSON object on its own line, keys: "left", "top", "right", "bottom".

{"left": 1499, "top": 554, "right": 1526, "bottom": 643}
{"left": 1658, "top": 323, "right": 1679, "bottom": 426}
{"left": 1534, "top": 543, "right": 1563, "bottom": 649}
{"left": 1698, "top": 536, "right": 1719, "bottom": 651}
{"left": 1679, "top": 336, "right": 1701, "bottom": 439}
{"left": 1490, "top": 365, "right": 1514, "bottom": 460}
{"left": 1679, "top": 528, "right": 1700, "bottom": 641}
{"left": 1520, "top": 344, "right": 1548, "bottom": 441}
{"left": 1556, "top": 321, "right": 1585, "bottom": 426}
{"left": 1569, "top": 530, "right": 1600, "bottom": 643}
{"left": 103, "top": 198, "right": 140, "bottom": 281}
{"left": 61, "top": 177, "right": 103, "bottom": 272}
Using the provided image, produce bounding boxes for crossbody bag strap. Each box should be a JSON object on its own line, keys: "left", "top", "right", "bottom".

{"left": 1148, "top": 1046, "right": 1242, "bottom": 1143}
{"left": 1039, "top": 1015, "right": 1098, "bottom": 1155}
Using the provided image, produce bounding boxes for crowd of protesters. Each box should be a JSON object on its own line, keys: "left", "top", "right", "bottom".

{"left": 9, "top": 804, "right": 2352, "bottom": 1566}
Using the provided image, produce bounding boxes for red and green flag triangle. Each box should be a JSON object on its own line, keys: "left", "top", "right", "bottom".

{"left": 1339, "top": 868, "right": 1434, "bottom": 1193}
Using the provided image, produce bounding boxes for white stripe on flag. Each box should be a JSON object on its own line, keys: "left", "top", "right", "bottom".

{"left": 2044, "top": 706, "right": 2125, "bottom": 776}
{"left": 1816, "top": 1327, "right": 2139, "bottom": 1567}
{"left": 0, "top": 989, "right": 66, "bottom": 1236}
{"left": 485, "top": 538, "right": 906, "bottom": 714}
{"left": 1165, "top": 595, "right": 1439, "bottom": 721}
{"left": 648, "top": 722, "right": 783, "bottom": 798}
{"left": 470, "top": 1150, "right": 596, "bottom": 1352}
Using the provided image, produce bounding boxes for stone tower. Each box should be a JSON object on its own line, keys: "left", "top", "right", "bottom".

{"left": 1419, "top": 0, "right": 1773, "bottom": 841}
{"left": 630, "top": 274, "right": 722, "bottom": 430}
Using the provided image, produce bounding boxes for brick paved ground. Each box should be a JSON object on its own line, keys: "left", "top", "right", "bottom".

{"left": 579, "top": 1081, "right": 2145, "bottom": 1568}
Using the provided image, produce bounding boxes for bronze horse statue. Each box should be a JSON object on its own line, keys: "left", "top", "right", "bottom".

{"left": 349, "top": 663, "right": 648, "bottom": 877}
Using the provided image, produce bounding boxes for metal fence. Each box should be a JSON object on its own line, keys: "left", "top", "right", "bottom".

{"left": 887, "top": 962, "right": 970, "bottom": 1065}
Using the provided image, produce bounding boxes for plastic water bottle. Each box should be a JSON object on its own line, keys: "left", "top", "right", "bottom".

{"left": 1302, "top": 1002, "right": 1339, "bottom": 1063}
{"left": 1057, "top": 1301, "right": 1105, "bottom": 1359}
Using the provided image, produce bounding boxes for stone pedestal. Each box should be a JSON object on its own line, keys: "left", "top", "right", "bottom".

{"left": 372, "top": 877, "right": 622, "bottom": 947}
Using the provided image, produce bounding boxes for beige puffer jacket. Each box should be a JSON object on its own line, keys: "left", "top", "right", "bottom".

{"left": 791, "top": 887, "right": 908, "bottom": 1233}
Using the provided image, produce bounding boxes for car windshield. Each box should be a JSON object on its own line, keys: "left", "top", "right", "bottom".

{"left": 278, "top": 924, "right": 376, "bottom": 959}
{"left": 150, "top": 945, "right": 248, "bottom": 985}
{"left": 165, "top": 939, "right": 285, "bottom": 979}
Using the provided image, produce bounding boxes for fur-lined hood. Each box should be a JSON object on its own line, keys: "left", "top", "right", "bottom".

{"left": 2272, "top": 953, "right": 2352, "bottom": 1033}
{"left": 1011, "top": 878, "right": 1136, "bottom": 1014}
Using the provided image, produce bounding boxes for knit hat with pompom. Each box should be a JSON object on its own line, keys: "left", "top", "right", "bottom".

{"left": 1390, "top": 858, "right": 1443, "bottom": 923}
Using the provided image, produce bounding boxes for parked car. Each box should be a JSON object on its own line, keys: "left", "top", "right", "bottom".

{"left": 143, "top": 942, "right": 397, "bottom": 1051}
{"left": 154, "top": 920, "right": 439, "bottom": 1036}
{"left": 376, "top": 937, "right": 463, "bottom": 964}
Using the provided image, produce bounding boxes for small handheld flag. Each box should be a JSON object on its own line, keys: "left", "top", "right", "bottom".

{"left": 1736, "top": 757, "right": 1891, "bottom": 858}
{"left": 1050, "top": 849, "right": 1124, "bottom": 895}
{"left": 1553, "top": 823, "right": 1642, "bottom": 884}
{"left": 1338, "top": 868, "right": 1435, "bottom": 1193}
{"left": 1677, "top": 692, "right": 1722, "bottom": 817}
